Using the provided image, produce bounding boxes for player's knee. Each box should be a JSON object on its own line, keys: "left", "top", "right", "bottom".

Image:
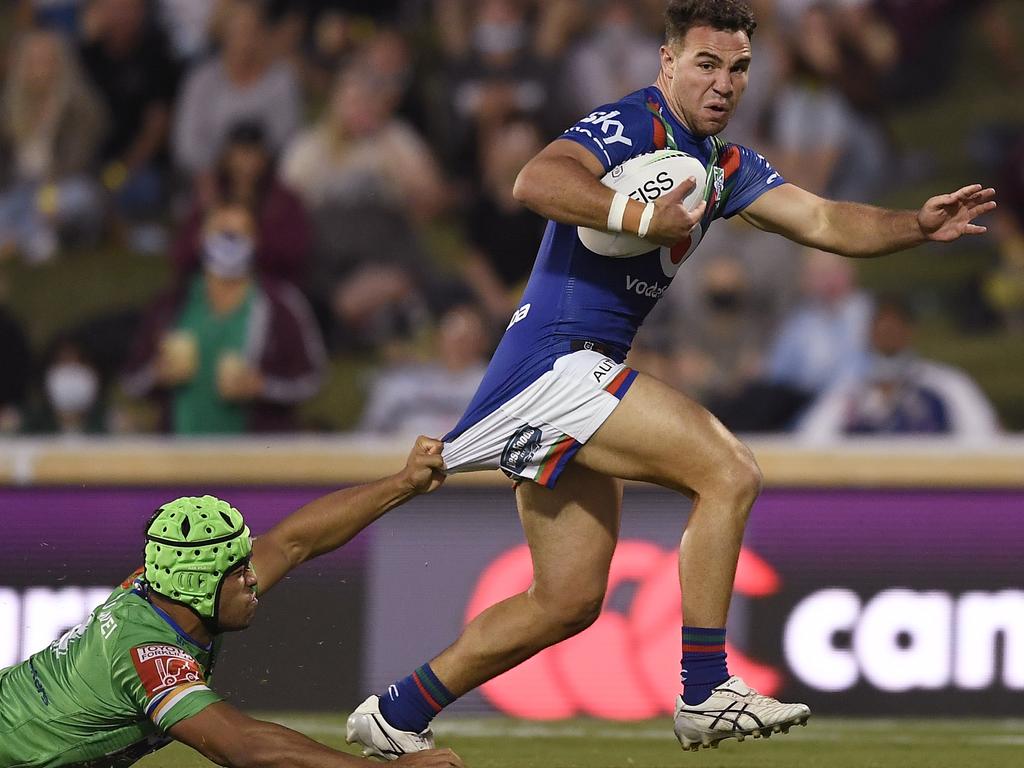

{"left": 536, "top": 587, "right": 605, "bottom": 639}
{"left": 707, "top": 442, "right": 762, "bottom": 509}
{"left": 728, "top": 444, "right": 763, "bottom": 506}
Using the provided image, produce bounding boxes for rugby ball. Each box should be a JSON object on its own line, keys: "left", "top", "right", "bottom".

{"left": 578, "top": 149, "right": 707, "bottom": 258}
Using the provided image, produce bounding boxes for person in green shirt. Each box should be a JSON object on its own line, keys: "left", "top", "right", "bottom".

{"left": 0, "top": 436, "right": 462, "bottom": 768}
{"left": 121, "top": 202, "right": 327, "bottom": 434}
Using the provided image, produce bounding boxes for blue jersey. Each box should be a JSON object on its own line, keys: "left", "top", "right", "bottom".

{"left": 446, "top": 86, "right": 784, "bottom": 441}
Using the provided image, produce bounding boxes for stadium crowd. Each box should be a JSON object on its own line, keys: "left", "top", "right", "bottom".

{"left": 0, "top": 0, "right": 1019, "bottom": 439}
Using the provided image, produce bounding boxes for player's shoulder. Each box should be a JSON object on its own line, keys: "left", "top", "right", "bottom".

{"left": 563, "top": 87, "right": 664, "bottom": 169}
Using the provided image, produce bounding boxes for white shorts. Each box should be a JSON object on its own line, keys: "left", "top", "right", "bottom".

{"left": 442, "top": 350, "right": 638, "bottom": 488}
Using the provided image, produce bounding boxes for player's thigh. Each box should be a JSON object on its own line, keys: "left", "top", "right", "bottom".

{"left": 574, "top": 371, "right": 758, "bottom": 496}
{"left": 516, "top": 461, "right": 623, "bottom": 606}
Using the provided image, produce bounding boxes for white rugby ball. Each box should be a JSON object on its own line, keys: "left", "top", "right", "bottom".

{"left": 578, "top": 149, "right": 707, "bottom": 258}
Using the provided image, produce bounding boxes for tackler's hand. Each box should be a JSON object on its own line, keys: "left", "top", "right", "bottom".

{"left": 400, "top": 435, "right": 447, "bottom": 495}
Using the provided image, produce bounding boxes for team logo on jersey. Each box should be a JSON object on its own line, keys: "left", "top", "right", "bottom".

{"left": 712, "top": 167, "right": 725, "bottom": 198}
{"left": 659, "top": 222, "right": 704, "bottom": 278}
{"left": 131, "top": 644, "right": 204, "bottom": 699}
{"left": 500, "top": 425, "right": 543, "bottom": 475}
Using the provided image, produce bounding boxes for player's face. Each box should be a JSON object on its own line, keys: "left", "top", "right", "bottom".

{"left": 217, "top": 561, "right": 259, "bottom": 631}
{"left": 659, "top": 25, "right": 752, "bottom": 138}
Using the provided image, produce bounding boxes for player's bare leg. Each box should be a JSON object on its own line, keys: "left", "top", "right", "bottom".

{"left": 430, "top": 463, "right": 623, "bottom": 694}
{"left": 347, "top": 464, "right": 622, "bottom": 759}
{"left": 575, "top": 372, "right": 761, "bottom": 628}
{"left": 575, "top": 371, "right": 810, "bottom": 749}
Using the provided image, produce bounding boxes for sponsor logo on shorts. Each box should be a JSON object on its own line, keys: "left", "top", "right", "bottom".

{"left": 500, "top": 425, "right": 543, "bottom": 475}
{"left": 131, "top": 644, "right": 204, "bottom": 698}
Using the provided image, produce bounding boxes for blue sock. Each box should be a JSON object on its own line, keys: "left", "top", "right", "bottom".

{"left": 681, "top": 626, "right": 729, "bottom": 705}
{"left": 378, "top": 663, "right": 456, "bottom": 733}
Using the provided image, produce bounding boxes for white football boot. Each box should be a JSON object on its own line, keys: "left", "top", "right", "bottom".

{"left": 346, "top": 695, "right": 435, "bottom": 760}
{"left": 673, "top": 676, "right": 811, "bottom": 751}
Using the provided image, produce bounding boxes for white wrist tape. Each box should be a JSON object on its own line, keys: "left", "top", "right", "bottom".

{"left": 637, "top": 202, "right": 656, "bottom": 239}
{"left": 606, "top": 192, "right": 630, "bottom": 233}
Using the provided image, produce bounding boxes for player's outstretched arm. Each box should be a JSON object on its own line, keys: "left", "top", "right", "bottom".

{"left": 171, "top": 701, "right": 464, "bottom": 767}
{"left": 740, "top": 182, "right": 997, "bottom": 257}
{"left": 250, "top": 436, "right": 446, "bottom": 594}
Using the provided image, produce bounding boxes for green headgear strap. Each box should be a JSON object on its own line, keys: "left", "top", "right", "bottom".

{"left": 144, "top": 496, "right": 252, "bottom": 626}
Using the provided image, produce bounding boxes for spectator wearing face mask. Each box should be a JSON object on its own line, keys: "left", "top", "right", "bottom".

{"left": 21, "top": 334, "right": 108, "bottom": 434}
{"left": 122, "top": 202, "right": 326, "bottom": 434}
{"left": 556, "top": 0, "right": 661, "bottom": 127}
{"left": 172, "top": 120, "right": 310, "bottom": 285}
{"left": 438, "top": 0, "right": 555, "bottom": 181}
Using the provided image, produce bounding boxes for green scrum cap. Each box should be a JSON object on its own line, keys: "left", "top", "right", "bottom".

{"left": 144, "top": 495, "right": 252, "bottom": 624}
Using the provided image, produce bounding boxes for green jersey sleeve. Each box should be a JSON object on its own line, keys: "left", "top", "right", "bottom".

{"left": 112, "top": 641, "right": 221, "bottom": 732}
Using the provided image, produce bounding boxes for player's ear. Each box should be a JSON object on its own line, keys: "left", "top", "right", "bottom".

{"left": 660, "top": 44, "right": 676, "bottom": 79}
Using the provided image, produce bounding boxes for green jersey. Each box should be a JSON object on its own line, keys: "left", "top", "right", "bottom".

{"left": 0, "top": 571, "right": 222, "bottom": 767}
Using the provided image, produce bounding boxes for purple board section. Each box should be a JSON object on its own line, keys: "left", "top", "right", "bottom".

{"left": 362, "top": 487, "right": 1024, "bottom": 717}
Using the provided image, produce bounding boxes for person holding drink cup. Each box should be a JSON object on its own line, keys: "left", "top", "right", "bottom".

{"left": 122, "top": 202, "right": 326, "bottom": 433}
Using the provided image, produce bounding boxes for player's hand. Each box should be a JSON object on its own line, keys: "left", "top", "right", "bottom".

{"left": 645, "top": 177, "right": 707, "bottom": 247}
{"left": 918, "top": 184, "right": 997, "bottom": 243}
{"left": 399, "top": 435, "right": 447, "bottom": 495}
{"left": 393, "top": 747, "right": 465, "bottom": 767}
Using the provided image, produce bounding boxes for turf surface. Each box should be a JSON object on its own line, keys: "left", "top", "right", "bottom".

{"left": 137, "top": 714, "right": 1024, "bottom": 768}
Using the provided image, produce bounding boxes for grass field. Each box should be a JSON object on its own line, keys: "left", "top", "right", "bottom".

{"left": 137, "top": 714, "right": 1024, "bottom": 768}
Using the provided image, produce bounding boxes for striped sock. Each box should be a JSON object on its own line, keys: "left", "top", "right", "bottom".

{"left": 378, "top": 663, "right": 456, "bottom": 733}
{"left": 681, "top": 626, "right": 728, "bottom": 705}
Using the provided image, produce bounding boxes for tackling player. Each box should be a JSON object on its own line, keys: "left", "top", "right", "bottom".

{"left": 346, "top": 0, "right": 997, "bottom": 757}
{"left": 0, "top": 437, "right": 462, "bottom": 768}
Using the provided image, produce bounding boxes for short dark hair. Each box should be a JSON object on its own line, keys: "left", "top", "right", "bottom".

{"left": 665, "top": 0, "right": 757, "bottom": 46}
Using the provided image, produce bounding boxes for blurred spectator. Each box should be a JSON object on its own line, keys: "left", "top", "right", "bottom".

{"left": 439, "top": 0, "right": 555, "bottom": 179}
{"left": 460, "top": 118, "right": 545, "bottom": 324}
{"left": 15, "top": 0, "right": 85, "bottom": 36}
{"left": 711, "top": 248, "right": 876, "bottom": 431}
{"left": 556, "top": 0, "right": 659, "bottom": 126}
{"left": 358, "top": 304, "right": 489, "bottom": 437}
{"left": 122, "top": 202, "right": 326, "bottom": 433}
{"left": 301, "top": 8, "right": 355, "bottom": 102}
{"left": 281, "top": 63, "right": 445, "bottom": 219}
{"left": 986, "top": 130, "right": 1024, "bottom": 333}
{"left": 766, "top": 249, "right": 872, "bottom": 397}
{"left": 0, "top": 29, "right": 107, "bottom": 263}
{"left": 79, "top": 0, "right": 180, "bottom": 241}
{"left": 171, "top": 120, "right": 310, "bottom": 284}
{"left": 873, "top": 0, "right": 1023, "bottom": 107}
{"left": 0, "top": 285, "right": 32, "bottom": 433}
{"left": 155, "top": 0, "right": 221, "bottom": 62}
{"left": 281, "top": 63, "right": 448, "bottom": 351}
{"left": 669, "top": 255, "right": 767, "bottom": 407}
{"left": 21, "top": 332, "right": 110, "bottom": 434}
{"left": 771, "top": 3, "right": 887, "bottom": 201}
{"left": 172, "top": 0, "right": 301, "bottom": 181}
{"left": 797, "top": 296, "right": 1000, "bottom": 441}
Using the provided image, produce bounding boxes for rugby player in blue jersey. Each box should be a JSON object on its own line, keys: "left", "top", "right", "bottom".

{"left": 347, "top": 0, "right": 997, "bottom": 756}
